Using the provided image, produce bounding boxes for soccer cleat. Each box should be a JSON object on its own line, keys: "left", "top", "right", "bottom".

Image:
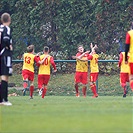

{"left": 2, "top": 101, "right": 12, "bottom": 106}
{"left": 30, "top": 97, "right": 33, "bottom": 99}
{"left": 39, "top": 89, "right": 43, "bottom": 96}
{"left": 0, "top": 102, "right": 4, "bottom": 105}
{"left": 92, "top": 94, "right": 98, "bottom": 98}
{"left": 123, "top": 94, "right": 126, "bottom": 98}
{"left": 76, "top": 93, "right": 80, "bottom": 97}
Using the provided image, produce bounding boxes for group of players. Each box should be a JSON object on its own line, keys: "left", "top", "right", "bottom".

{"left": 0, "top": 12, "right": 133, "bottom": 106}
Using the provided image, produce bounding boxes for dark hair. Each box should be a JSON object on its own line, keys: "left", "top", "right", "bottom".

{"left": 27, "top": 45, "right": 34, "bottom": 53}
{"left": 44, "top": 46, "right": 49, "bottom": 52}
{"left": 1, "top": 13, "right": 11, "bottom": 23}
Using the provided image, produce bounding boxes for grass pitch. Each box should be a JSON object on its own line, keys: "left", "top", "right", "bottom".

{"left": 0, "top": 96, "right": 133, "bottom": 133}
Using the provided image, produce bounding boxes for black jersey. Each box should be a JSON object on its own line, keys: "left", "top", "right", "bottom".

{"left": 0, "top": 25, "right": 12, "bottom": 55}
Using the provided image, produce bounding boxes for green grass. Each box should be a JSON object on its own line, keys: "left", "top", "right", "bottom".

{"left": 0, "top": 96, "right": 133, "bottom": 133}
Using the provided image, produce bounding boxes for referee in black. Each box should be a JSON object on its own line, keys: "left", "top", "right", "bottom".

{"left": 0, "top": 13, "right": 13, "bottom": 106}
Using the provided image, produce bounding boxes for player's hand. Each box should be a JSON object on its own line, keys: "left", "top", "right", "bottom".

{"left": 90, "top": 43, "right": 93, "bottom": 49}
{"left": 84, "top": 51, "right": 90, "bottom": 54}
{"left": 53, "top": 69, "right": 57, "bottom": 73}
{"left": 72, "top": 56, "right": 76, "bottom": 59}
{"left": 36, "top": 52, "right": 41, "bottom": 56}
{"left": 125, "top": 61, "right": 128, "bottom": 64}
{"left": 94, "top": 45, "right": 98, "bottom": 49}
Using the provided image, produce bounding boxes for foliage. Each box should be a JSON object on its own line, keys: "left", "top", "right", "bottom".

{"left": 98, "top": 52, "right": 119, "bottom": 74}
{"left": 0, "top": 0, "right": 133, "bottom": 59}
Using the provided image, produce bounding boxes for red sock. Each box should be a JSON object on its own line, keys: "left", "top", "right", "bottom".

{"left": 90, "top": 84, "right": 97, "bottom": 95}
{"left": 23, "top": 81, "right": 28, "bottom": 89}
{"left": 42, "top": 88, "right": 47, "bottom": 98}
{"left": 123, "top": 86, "right": 127, "bottom": 94}
{"left": 130, "top": 80, "right": 133, "bottom": 91}
{"left": 90, "top": 85, "right": 95, "bottom": 95}
{"left": 30, "top": 85, "right": 34, "bottom": 97}
{"left": 82, "top": 87, "right": 87, "bottom": 96}
{"left": 75, "top": 84, "right": 79, "bottom": 94}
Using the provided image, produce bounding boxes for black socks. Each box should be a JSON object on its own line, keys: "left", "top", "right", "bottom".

{"left": 1, "top": 80, "right": 8, "bottom": 102}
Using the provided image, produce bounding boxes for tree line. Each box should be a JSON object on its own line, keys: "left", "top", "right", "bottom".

{"left": 0, "top": 0, "right": 133, "bottom": 59}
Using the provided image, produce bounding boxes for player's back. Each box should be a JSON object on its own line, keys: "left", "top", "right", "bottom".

{"left": 38, "top": 54, "right": 51, "bottom": 75}
{"left": 22, "top": 53, "right": 35, "bottom": 72}
{"left": 120, "top": 52, "right": 130, "bottom": 73}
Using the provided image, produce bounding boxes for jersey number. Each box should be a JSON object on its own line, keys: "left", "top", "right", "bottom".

{"left": 43, "top": 58, "right": 48, "bottom": 65}
{"left": 24, "top": 56, "right": 31, "bottom": 64}
{"left": 95, "top": 58, "right": 98, "bottom": 64}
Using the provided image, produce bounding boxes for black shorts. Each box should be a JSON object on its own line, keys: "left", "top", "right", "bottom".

{"left": 0, "top": 54, "right": 13, "bottom": 76}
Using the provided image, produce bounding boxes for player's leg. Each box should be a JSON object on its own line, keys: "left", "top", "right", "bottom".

{"left": 81, "top": 72, "right": 88, "bottom": 97}
{"left": 1, "top": 75, "right": 9, "bottom": 102}
{"left": 42, "top": 85, "right": 47, "bottom": 98}
{"left": 29, "top": 73, "right": 34, "bottom": 99}
{"left": 22, "top": 70, "right": 29, "bottom": 96}
{"left": 74, "top": 72, "right": 80, "bottom": 97}
{"left": 38, "top": 75, "right": 44, "bottom": 96}
{"left": 120, "top": 73, "right": 128, "bottom": 97}
{"left": 90, "top": 73, "right": 98, "bottom": 98}
{"left": 41, "top": 75, "right": 50, "bottom": 98}
{"left": 22, "top": 79, "right": 28, "bottom": 96}
{"left": 29, "top": 81, "right": 34, "bottom": 99}
{"left": 129, "top": 63, "right": 133, "bottom": 91}
{"left": 129, "top": 75, "right": 133, "bottom": 91}
{"left": 82, "top": 84, "right": 87, "bottom": 98}
{"left": 0, "top": 82, "right": 2, "bottom": 104}
{"left": 0, "top": 56, "right": 12, "bottom": 105}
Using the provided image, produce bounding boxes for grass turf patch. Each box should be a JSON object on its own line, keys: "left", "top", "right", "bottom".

{"left": 0, "top": 96, "right": 133, "bottom": 133}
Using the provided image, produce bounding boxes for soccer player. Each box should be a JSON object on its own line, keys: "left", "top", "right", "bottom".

{"left": 125, "top": 22, "right": 133, "bottom": 91}
{"left": 89, "top": 43, "right": 99, "bottom": 98}
{"left": 76, "top": 43, "right": 99, "bottom": 98}
{"left": 22, "top": 44, "right": 46, "bottom": 99}
{"left": 118, "top": 51, "right": 129, "bottom": 97}
{"left": 37, "top": 46, "right": 57, "bottom": 98}
{"left": 72, "top": 45, "right": 92, "bottom": 97}
{"left": 0, "top": 13, "right": 13, "bottom": 106}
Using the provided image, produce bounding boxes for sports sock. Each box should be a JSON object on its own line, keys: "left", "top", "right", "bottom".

{"left": 82, "top": 86, "right": 87, "bottom": 96}
{"left": 30, "top": 85, "right": 34, "bottom": 98}
{"left": 23, "top": 80, "right": 28, "bottom": 89}
{"left": 123, "top": 86, "right": 127, "bottom": 94}
{"left": 130, "top": 80, "right": 133, "bottom": 91}
{"left": 1, "top": 80, "right": 8, "bottom": 102}
{"left": 42, "top": 88, "right": 47, "bottom": 98}
{"left": 90, "top": 84, "right": 97, "bottom": 95}
{"left": 75, "top": 84, "right": 79, "bottom": 94}
{"left": 0, "top": 83, "right": 2, "bottom": 102}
